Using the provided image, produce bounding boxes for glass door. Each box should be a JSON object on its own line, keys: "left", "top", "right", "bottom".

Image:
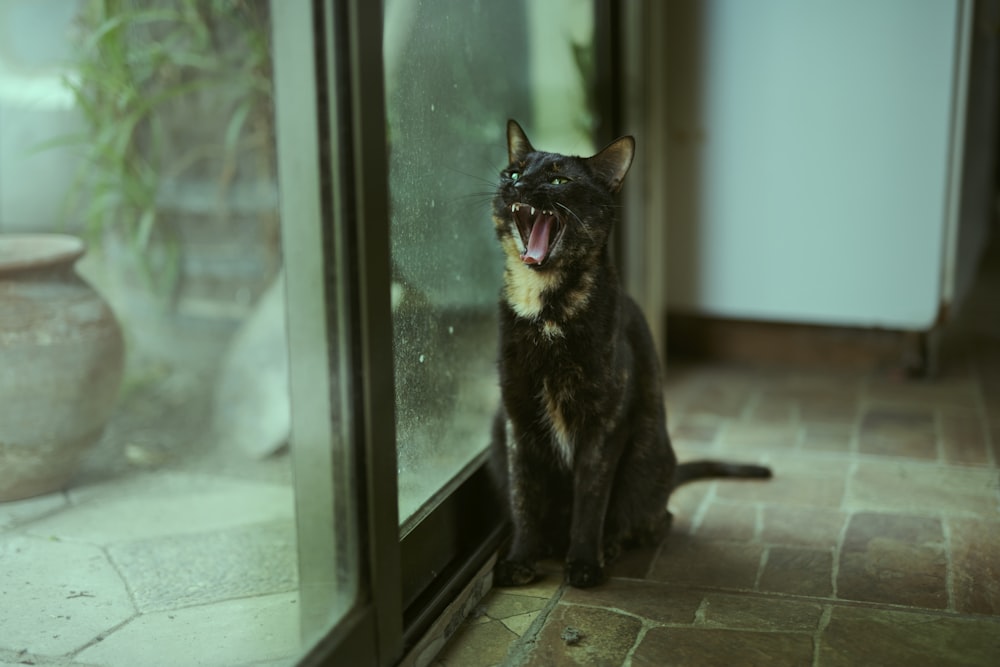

{"left": 0, "top": 1, "right": 618, "bottom": 664}
{"left": 293, "top": 0, "right": 613, "bottom": 663}
{"left": 384, "top": 0, "right": 601, "bottom": 529}
{"left": 290, "top": 0, "right": 613, "bottom": 664}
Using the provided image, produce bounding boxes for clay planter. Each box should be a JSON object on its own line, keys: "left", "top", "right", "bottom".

{"left": 0, "top": 234, "right": 124, "bottom": 501}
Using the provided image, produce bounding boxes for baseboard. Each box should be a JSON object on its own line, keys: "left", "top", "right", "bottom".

{"left": 665, "top": 312, "right": 925, "bottom": 373}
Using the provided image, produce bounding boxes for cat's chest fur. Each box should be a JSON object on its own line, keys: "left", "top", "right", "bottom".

{"left": 498, "top": 258, "right": 625, "bottom": 468}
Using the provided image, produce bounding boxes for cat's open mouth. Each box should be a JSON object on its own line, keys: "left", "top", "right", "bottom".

{"left": 510, "top": 203, "right": 564, "bottom": 267}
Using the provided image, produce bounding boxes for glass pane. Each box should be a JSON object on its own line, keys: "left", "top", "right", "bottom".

{"left": 0, "top": 1, "right": 353, "bottom": 664}
{"left": 385, "top": 0, "right": 597, "bottom": 526}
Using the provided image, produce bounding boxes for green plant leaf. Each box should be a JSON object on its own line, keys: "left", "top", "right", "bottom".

{"left": 135, "top": 207, "right": 156, "bottom": 251}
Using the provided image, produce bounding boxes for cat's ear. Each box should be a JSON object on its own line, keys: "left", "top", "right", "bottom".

{"left": 587, "top": 136, "right": 635, "bottom": 193}
{"left": 507, "top": 119, "right": 535, "bottom": 164}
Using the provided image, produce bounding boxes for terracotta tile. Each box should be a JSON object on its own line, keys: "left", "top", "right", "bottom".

{"left": 522, "top": 603, "right": 641, "bottom": 666}
{"left": 761, "top": 372, "right": 863, "bottom": 400}
{"left": 819, "top": 604, "right": 1000, "bottom": 667}
{"left": 841, "top": 512, "right": 944, "bottom": 549}
{"left": 713, "top": 456, "right": 848, "bottom": 508}
{"left": 744, "top": 395, "right": 796, "bottom": 424}
{"left": 722, "top": 422, "right": 799, "bottom": 451}
{"left": 680, "top": 384, "right": 752, "bottom": 420}
{"left": 695, "top": 501, "right": 758, "bottom": 542}
{"left": 836, "top": 513, "right": 948, "bottom": 609}
{"left": 701, "top": 593, "right": 824, "bottom": 632}
{"left": 848, "top": 460, "right": 998, "bottom": 517}
{"left": 759, "top": 546, "right": 833, "bottom": 598}
{"left": 608, "top": 544, "right": 659, "bottom": 579}
{"left": 865, "top": 377, "right": 982, "bottom": 411}
{"left": 760, "top": 505, "right": 847, "bottom": 549}
{"left": 560, "top": 579, "right": 702, "bottom": 625}
{"left": 799, "top": 422, "right": 853, "bottom": 453}
{"left": 940, "top": 415, "right": 991, "bottom": 466}
{"left": 857, "top": 407, "right": 937, "bottom": 459}
{"left": 949, "top": 517, "right": 1000, "bottom": 615}
{"left": 631, "top": 626, "right": 814, "bottom": 667}
{"left": 647, "top": 533, "right": 764, "bottom": 591}
{"left": 669, "top": 415, "right": 723, "bottom": 449}
{"left": 797, "top": 397, "right": 859, "bottom": 423}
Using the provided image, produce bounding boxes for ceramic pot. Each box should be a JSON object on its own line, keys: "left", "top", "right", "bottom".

{"left": 0, "top": 234, "right": 124, "bottom": 501}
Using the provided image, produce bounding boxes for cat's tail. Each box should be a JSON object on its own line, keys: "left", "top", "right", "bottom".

{"left": 673, "top": 460, "right": 772, "bottom": 487}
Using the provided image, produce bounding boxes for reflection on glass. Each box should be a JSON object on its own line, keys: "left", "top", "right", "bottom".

{"left": 0, "top": 2, "right": 345, "bottom": 663}
{"left": 385, "top": 0, "right": 597, "bottom": 526}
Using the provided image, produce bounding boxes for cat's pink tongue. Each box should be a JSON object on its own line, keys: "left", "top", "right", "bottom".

{"left": 522, "top": 215, "right": 553, "bottom": 265}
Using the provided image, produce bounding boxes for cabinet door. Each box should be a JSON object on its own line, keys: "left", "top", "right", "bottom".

{"left": 665, "top": 0, "right": 963, "bottom": 329}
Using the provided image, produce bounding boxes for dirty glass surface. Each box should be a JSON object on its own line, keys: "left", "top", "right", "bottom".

{"left": 385, "top": 0, "right": 597, "bottom": 527}
{"left": 0, "top": 2, "right": 349, "bottom": 664}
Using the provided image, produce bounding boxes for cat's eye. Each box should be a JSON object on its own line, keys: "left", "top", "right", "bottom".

{"left": 551, "top": 176, "right": 571, "bottom": 185}
{"left": 509, "top": 171, "right": 520, "bottom": 181}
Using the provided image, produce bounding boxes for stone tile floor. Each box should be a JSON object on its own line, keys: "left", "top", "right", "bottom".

{"left": 434, "top": 239, "right": 1000, "bottom": 666}
{"left": 436, "top": 352, "right": 1000, "bottom": 666}
{"left": 0, "top": 457, "right": 301, "bottom": 667}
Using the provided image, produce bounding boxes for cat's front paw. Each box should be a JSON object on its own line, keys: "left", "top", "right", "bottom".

{"left": 494, "top": 559, "right": 538, "bottom": 587}
{"left": 565, "top": 558, "right": 605, "bottom": 588}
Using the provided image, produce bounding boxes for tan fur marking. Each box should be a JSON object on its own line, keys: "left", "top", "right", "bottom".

{"left": 542, "top": 320, "right": 564, "bottom": 339}
{"left": 503, "top": 255, "right": 560, "bottom": 320}
{"left": 542, "top": 380, "right": 574, "bottom": 468}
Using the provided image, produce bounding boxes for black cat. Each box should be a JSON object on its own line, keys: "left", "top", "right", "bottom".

{"left": 490, "top": 119, "right": 771, "bottom": 589}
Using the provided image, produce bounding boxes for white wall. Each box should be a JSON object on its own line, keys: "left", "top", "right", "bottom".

{"left": 0, "top": 0, "right": 85, "bottom": 233}
{"left": 664, "top": 0, "right": 963, "bottom": 330}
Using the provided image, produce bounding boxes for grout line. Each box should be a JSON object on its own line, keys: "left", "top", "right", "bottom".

{"left": 831, "top": 503, "right": 854, "bottom": 601}
{"left": 839, "top": 458, "right": 857, "bottom": 516}
{"left": 100, "top": 543, "right": 142, "bottom": 612}
{"left": 500, "top": 584, "right": 565, "bottom": 667}
{"left": 687, "top": 483, "right": 717, "bottom": 536}
{"left": 811, "top": 605, "right": 834, "bottom": 667}
{"left": 620, "top": 623, "right": 654, "bottom": 667}
{"left": 753, "top": 545, "right": 770, "bottom": 593}
{"left": 752, "top": 503, "right": 765, "bottom": 543}
{"left": 67, "top": 612, "right": 141, "bottom": 659}
{"left": 692, "top": 596, "right": 709, "bottom": 626}
{"left": 941, "top": 514, "right": 956, "bottom": 612}
{"left": 644, "top": 538, "right": 666, "bottom": 581}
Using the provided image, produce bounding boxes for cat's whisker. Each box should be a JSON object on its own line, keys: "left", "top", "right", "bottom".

{"left": 444, "top": 165, "right": 502, "bottom": 188}
{"left": 449, "top": 191, "right": 498, "bottom": 209}
{"left": 555, "top": 201, "right": 596, "bottom": 243}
